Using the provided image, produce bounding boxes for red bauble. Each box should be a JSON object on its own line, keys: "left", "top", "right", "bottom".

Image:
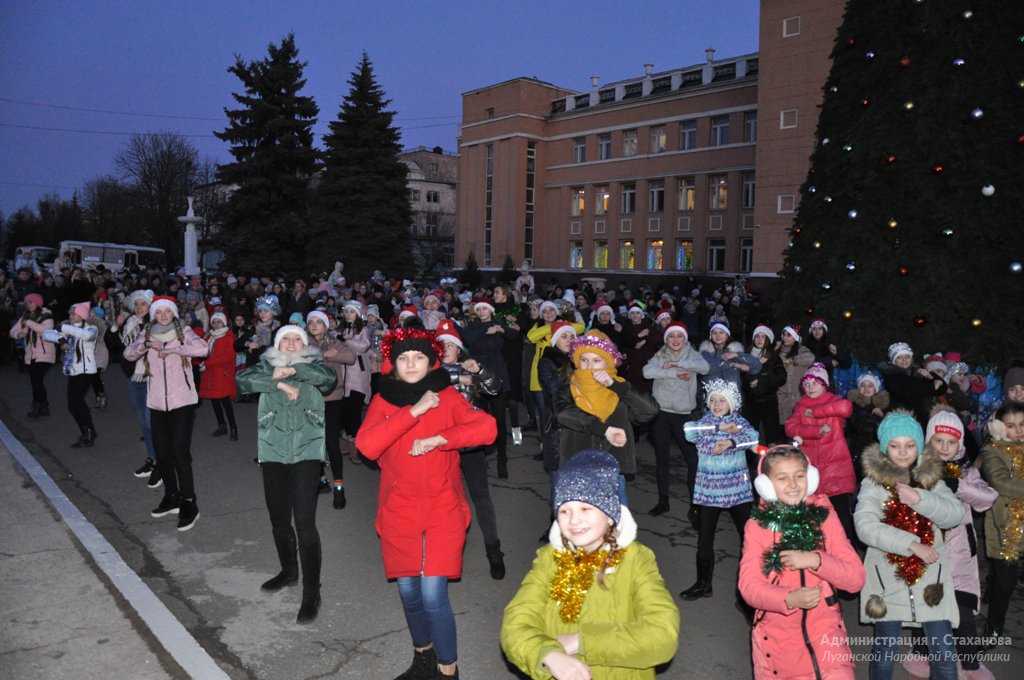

{"left": 805, "top": 307, "right": 815, "bottom": 316}
{"left": 899, "top": 56, "right": 911, "bottom": 67}
{"left": 933, "top": 163, "right": 944, "bottom": 173}
{"left": 914, "top": 316, "right": 927, "bottom": 327}
{"left": 886, "top": 154, "right": 897, "bottom": 164}
{"left": 899, "top": 266, "right": 909, "bottom": 276}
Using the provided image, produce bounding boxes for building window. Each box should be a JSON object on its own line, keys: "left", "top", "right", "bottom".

{"left": 595, "top": 186, "right": 609, "bottom": 215}
{"left": 425, "top": 213, "right": 439, "bottom": 237}
{"left": 571, "top": 188, "right": 585, "bottom": 216}
{"left": 780, "top": 109, "right": 799, "bottom": 129}
{"left": 569, "top": 241, "right": 584, "bottom": 269}
{"left": 426, "top": 190, "right": 440, "bottom": 203}
{"left": 742, "top": 172, "right": 756, "bottom": 209}
{"left": 623, "top": 129, "right": 638, "bottom": 157}
{"left": 778, "top": 194, "right": 796, "bottom": 213}
{"left": 620, "top": 240, "right": 635, "bottom": 270}
{"left": 524, "top": 142, "right": 535, "bottom": 264}
{"left": 680, "top": 120, "right": 697, "bottom": 150}
{"left": 650, "top": 126, "right": 667, "bottom": 154}
{"left": 707, "top": 238, "right": 726, "bottom": 272}
{"left": 743, "top": 111, "right": 757, "bottom": 142}
{"left": 647, "top": 239, "right": 664, "bottom": 270}
{"left": 485, "top": 144, "right": 493, "bottom": 265}
{"left": 677, "top": 177, "right": 695, "bottom": 212}
{"left": 648, "top": 180, "right": 665, "bottom": 213}
{"left": 740, "top": 238, "right": 754, "bottom": 273}
{"left": 709, "top": 175, "right": 728, "bottom": 210}
{"left": 783, "top": 16, "right": 801, "bottom": 37}
{"left": 676, "top": 239, "right": 694, "bottom": 271}
{"left": 428, "top": 163, "right": 438, "bottom": 172}
{"left": 572, "top": 137, "right": 586, "bottom": 164}
{"left": 409, "top": 189, "right": 421, "bottom": 202}
{"left": 598, "top": 133, "right": 611, "bottom": 160}
{"left": 621, "top": 183, "right": 636, "bottom": 214}
{"left": 711, "top": 115, "right": 730, "bottom": 146}
{"left": 594, "top": 240, "right": 608, "bottom": 269}
{"left": 486, "top": 107, "right": 495, "bottom": 119}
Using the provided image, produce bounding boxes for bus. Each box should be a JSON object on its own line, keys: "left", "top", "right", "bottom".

{"left": 59, "top": 240, "right": 166, "bottom": 272}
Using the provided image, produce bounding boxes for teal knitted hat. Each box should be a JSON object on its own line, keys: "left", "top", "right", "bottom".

{"left": 877, "top": 411, "right": 924, "bottom": 460}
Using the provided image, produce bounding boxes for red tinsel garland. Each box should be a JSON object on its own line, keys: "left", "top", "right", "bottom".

{"left": 881, "top": 487, "right": 934, "bottom": 586}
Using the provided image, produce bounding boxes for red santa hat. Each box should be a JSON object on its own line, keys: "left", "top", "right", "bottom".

{"left": 549, "top": 321, "right": 577, "bottom": 347}
{"left": 663, "top": 322, "right": 689, "bottom": 343}
{"left": 149, "top": 296, "right": 178, "bottom": 319}
{"left": 435, "top": 319, "right": 463, "bottom": 350}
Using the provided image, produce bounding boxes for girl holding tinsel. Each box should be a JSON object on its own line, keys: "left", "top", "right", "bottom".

{"left": 979, "top": 400, "right": 1024, "bottom": 641}
{"left": 501, "top": 450, "right": 679, "bottom": 680}
{"left": 739, "top": 445, "right": 865, "bottom": 680}
{"left": 855, "top": 411, "right": 963, "bottom": 680}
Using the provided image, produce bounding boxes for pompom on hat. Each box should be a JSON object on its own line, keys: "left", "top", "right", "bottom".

{"left": 663, "top": 322, "right": 689, "bottom": 343}
{"left": 552, "top": 450, "right": 623, "bottom": 525}
{"left": 704, "top": 378, "right": 742, "bottom": 413}
{"left": 435, "top": 319, "right": 464, "bottom": 350}
{"left": 877, "top": 410, "right": 925, "bottom": 461}
{"left": 752, "top": 324, "right": 775, "bottom": 344}
{"left": 888, "top": 342, "right": 913, "bottom": 364}
{"left": 926, "top": 406, "right": 965, "bottom": 457}
{"left": 549, "top": 321, "right": 577, "bottom": 347}
{"left": 148, "top": 296, "right": 177, "bottom": 319}
{"left": 801, "top": 362, "right": 831, "bottom": 390}
{"left": 570, "top": 330, "right": 623, "bottom": 368}
{"left": 274, "top": 324, "right": 308, "bottom": 349}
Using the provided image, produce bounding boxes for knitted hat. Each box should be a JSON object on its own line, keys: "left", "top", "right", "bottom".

{"left": 571, "top": 330, "right": 623, "bottom": 368}
{"left": 877, "top": 411, "right": 924, "bottom": 460}
{"left": 809, "top": 318, "right": 829, "bottom": 333}
{"left": 209, "top": 296, "right": 222, "bottom": 306}
{"left": 306, "top": 310, "right": 330, "bottom": 330}
{"left": 127, "top": 289, "right": 154, "bottom": 309}
{"left": 924, "top": 353, "right": 946, "bottom": 373}
{"left": 857, "top": 373, "right": 882, "bottom": 392}
{"left": 380, "top": 328, "right": 443, "bottom": 374}
{"left": 422, "top": 291, "right": 441, "bottom": 306}
{"left": 552, "top": 450, "right": 622, "bottom": 524}
{"left": 539, "top": 300, "right": 559, "bottom": 316}
{"left": 705, "top": 378, "right": 742, "bottom": 412}
{"left": 549, "top": 321, "right": 577, "bottom": 347}
{"left": 366, "top": 304, "right": 380, "bottom": 320}
{"left": 288, "top": 312, "right": 306, "bottom": 328}
{"left": 255, "top": 294, "right": 281, "bottom": 316}
{"left": 782, "top": 325, "right": 802, "bottom": 344}
{"left": 274, "top": 324, "right": 308, "bottom": 349}
{"left": 210, "top": 312, "right": 228, "bottom": 328}
{"left": 709, "top": 321, "right": 730, "bottom": 336}
{"left": 801, "top": 362, "right": 830, "bottom": 389}
{"left": 888, "top": 342, "right": 913, "bottom": 363}
{"left": 343, "top": 300, "right": 365, "bottom": 317}
{"left": 23, "top": 293, "right": 44, "bottom": 308}
{"left": 926, "top": 407, "right": 965, "bottom": 456}
{"left": 226, "top": 275, "right": 238, "bottom": 285}
{"left": 1003, "top": 365, "right": 1024, "bottom": 392}
{"left": 752, "top": 324, "right": 775, "bottom": 344}
{"left": 149, "top": 296, "right": 177, "bottom": 319}
{"left": 435, "top": 319, "right": 463, "bottom": 350}
{"left": 663, "top": 322, "right": 689, "bottom": 343}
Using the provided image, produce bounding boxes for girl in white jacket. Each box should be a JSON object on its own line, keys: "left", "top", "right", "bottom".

{"left": 59, "top": 301, "right": 100, "bottom": 447}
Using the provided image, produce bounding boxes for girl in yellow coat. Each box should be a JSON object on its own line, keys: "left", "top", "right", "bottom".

{"left": 501, "top": 450, "right": 679, "bottom": 679}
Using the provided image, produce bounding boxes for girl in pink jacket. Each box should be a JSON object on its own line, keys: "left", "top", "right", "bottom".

{"left": 124, "top": 296, "right": 208, "bottom": 532}
{"left": 739, "top": 446, "right": 865, "bottom": 680}
{"left": 9, "top": 292, "right": 56, "bottom": 418}
{"left": 785, "top": 363, "right": 856, "bottom": 541}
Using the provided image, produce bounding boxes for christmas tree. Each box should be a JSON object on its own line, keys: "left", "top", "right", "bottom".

{"left": 776, "top": 2, "right": 1023, "bottom": 364}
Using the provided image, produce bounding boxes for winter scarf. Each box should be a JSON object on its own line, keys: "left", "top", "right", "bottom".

{"left": 378, "top": 368, "right": 452, "bottom": 407}
{"left": 569, "top": 369, "right": 622, "bottom": 422}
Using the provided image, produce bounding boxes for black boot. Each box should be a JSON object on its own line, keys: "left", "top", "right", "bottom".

{"left": 295, "top": 537, "right": 322, "bottom": 624}
{"left": 497, "top": 454, "right": 509, "bottom": 479}
{"left": 687, "top": 505, "right": 701, "bottom": 532}
{"left": 333, "top": 486, "right": 346, "bottom": 510}
{"left": 261, "top": 530, "right": 299, "bottom": 592}
{"left": 648, "top": 496, "right": 670, "bottom": 516}
{"left": 70, "top": 427, "right": 96, "bottom": 448}
{"left": 680, "top": 557, "right": 714, "bottom": 600}
{"left": 27, "top": 401, "right": 41, "bottom": 418}
{"left": 229, "top": 426, "right": 238, "bottom": 441}
{"left": 394, "top": 647, "right": 438, "bottom": 680}
{"left": 211, "top": 423, "right": 227, "bottom": 437}
{"left": 37, "top": 403, "right": 50, "bottom": 417}
{"left": 296, "top": 585, "right": 321, "bottom": 624}
{"left": 485, "top": 542, "right": 506, "bottom": 580}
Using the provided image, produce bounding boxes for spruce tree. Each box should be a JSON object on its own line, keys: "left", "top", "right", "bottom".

{"left": 776, "top": 3, "right": 1023, "bottom": 364}
{"left": 315, "top": 52, "right": 412, "bottom": 280}
{"left": 215, "top": 33, "right": 318, "bottom": 276}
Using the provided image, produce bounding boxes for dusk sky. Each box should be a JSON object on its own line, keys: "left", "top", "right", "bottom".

{"left": 0, "top": 0, "right": 760, "bottom": 218}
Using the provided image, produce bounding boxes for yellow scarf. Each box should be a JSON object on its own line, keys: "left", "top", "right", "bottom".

{"left": 570, "top": 369, "right": 624, "bottom": 423}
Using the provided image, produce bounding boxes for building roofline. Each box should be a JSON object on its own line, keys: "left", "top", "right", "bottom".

{"left": 462, "top": 76, "right": 575, "bottom": 97}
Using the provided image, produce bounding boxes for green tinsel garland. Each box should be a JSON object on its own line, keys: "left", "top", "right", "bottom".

{"left": 749, "top": 501, "right": 829, "bottom": 576}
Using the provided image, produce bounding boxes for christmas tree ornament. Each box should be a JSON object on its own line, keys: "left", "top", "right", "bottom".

{"left": 886, "top": 153, "right": 897, "bottom": 164}
{"left": 866, "top": 51, "right": 875, "bottom": 59}
{"left": 982, "top": 184, "right": 995, "bottom": 196}
{"left": 822, "top": 137, "right": 831, "bottom": 144}
{"left": 821, "top": 281, "right": 831, "bottom": 290}
{"left": 962, "top": 10, "right": 974, "bottom": 20}
{"left": 970, "top": 107, "right": 984, "bottom": 119}
{"left": 899, "top": 266, "right": 909, "bottom": 276}
{"left": 942, "top": 228, "right": 955, "bottom": 236}
{"left": 843, "top": 143, "right": 853, "bottom": 152}
{"left": 847, "top": 37, "right": 856, "bottom": 46}
{"left": 813, "top": 241, "right": 822, "bottom": 249}
{"left": 903, "top": 101, "right": 915, "bottom": 110}
{"left": 807, "top": 185, "right": 816, "bottom": 192}
{"left": 899, "top": 56, "right": 911, "bottom": 67}
{"left": 972, "top": 319, "right": 983, "bottom": 328}
{"left": 829, "top": 85, "right": 839, "bottom": 93}
{"left": 1010, "top": 262, "right": 1022, "bottom": 273}
{"left": 933, "top": 163, "right": 944, "bottom": 173}
{"left": 805, "top": 307, "right": 815, "bottom": 316}
{"left": 843, "top": 310, "right": 853, "bottom": 319}
{"left": 914, "top": 316, "right": 926, "bottom": 327}
{"left": 848, "top": 209, "right": 858, "bottom": 218}
{"left": 824, "top": 196, "right": 833, "bottom": 203}
{"left": 793, "top": 265, "right": 802, "bottom": 273}
{"left": 888, "top": 218, "right": 899, "bottom": 229}
{"left": 860, "top": 98, "right": 870, "bottom": 107}
{"left": 953, "top": 58, "right": 965, "bottom": 67}
{"left": 845, "top": 262, "right": 856, "bottom": 270}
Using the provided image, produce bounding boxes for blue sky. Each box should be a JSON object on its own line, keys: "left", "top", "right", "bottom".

{"left": 0, "top": 0, "right": 760, "bottom": 216}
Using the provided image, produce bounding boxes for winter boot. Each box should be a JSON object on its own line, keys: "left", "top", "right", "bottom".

{"left": 261, "top": 530, "right": 299, "bottom": 592}
{"left": 394, "top": 647, "right": 437, "bottom": 680}
{"left": 680, "top": 557, "right": 714, "bottom": 600}
{"left": 296, "top": 585, "right": 321, "bottom": 624}
{"left": 332, "top": 481, "right": 346, "bottom": 510}
{"left": 70, "top": 427, "right": 97, "bottom": 448}
{"left": 176, "top": 497, "right": 200, "bottom": 531}
{"left": 27, "top": 401, "right": 41, "bottom": 418}
{"left": 229, "top": 425, "right": 238, "bottom": 441}
{"left": 686, "top": 505, "right": 701, "bottom": 532}
{"left": 485, "top": 542, "right": 506, "bottom": 580}
{"left": 648, "top": 496, "right": 670, "bottom": 516}
{"left": 211, "top": 423, "right": 227, "bottom": 437}
{"left": 295, "top": 539, "right": 322, "bottom": 624}
{"left": 94, "top": 393, "right": 108, "bottom": 410}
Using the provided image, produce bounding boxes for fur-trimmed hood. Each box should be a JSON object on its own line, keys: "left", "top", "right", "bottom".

{"left": 860, "top": 440, "right": 944, "bottom": 489}
{"left": 698, "top": 339, "right": 744, "bottom": 355}
{"left": 547, "top": 504, "right": 638, "bottom": 555}
{"left": 261, "top": 345, "right": 322, "bottom": 367}
{"left": 846, "top": 388, "right": 890, "bottom": 410}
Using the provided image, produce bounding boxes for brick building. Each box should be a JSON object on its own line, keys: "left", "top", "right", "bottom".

{"left": 400, "top": 146, "right": 458, "bottom": 276}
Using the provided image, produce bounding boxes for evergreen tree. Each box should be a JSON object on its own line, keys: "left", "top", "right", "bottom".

{"left": 315, "top": 52, "right": 412, "bottom": 280}
{"left": 462, "top": 251, "right": 482, "bottom": 290}
{"left": 215, "top": 33, "right": 318, "bottom": 276}
{"left": 500, "top": 253, "right": 518, "bottom": 284}
{"left": 776, "top": 2, "right": 1023, "bottom": 364}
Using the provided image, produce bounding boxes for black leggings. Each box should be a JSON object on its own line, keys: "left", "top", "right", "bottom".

{"left": 828, "top": 493, "right": 856, "bottom": 545}
{"left": 339, "top": 391, "right": 365, "bottom": 438}
{"left": 987, "top": 558, "right": 1020, "bottom": 634}
{"left": 324, "top": 399, "right": 344, "bottom": 480}
{"left": 90, "top": 371, "right": 105, "bottom": 397}
{"left": 650, "top": 410, "right": 698, "bottom": 500}
{"left": 151, "top": 405, "right": 197, "bottom": 500}
{"left": 28, "top": 361, "right": 52, "bottom": 405}
{"left": 745, "top": 398, "right": 785, "bottom": 444}
{"left": 461, "top": 449, "right": 499, "bottom": 545}
{"left": 66, "top": 374, "right": 95, "bottom": 430}
{"left": 697, "top": 503, "right": 751, "bottom": 561}
{"left": 487, "top": 392, "right": 510, "bottom": 459}
{"left": 261, "top": 460, "right": 322, "bottom": 588}
{"left": 210, "top": 397, "right": 237, "bottom": 429}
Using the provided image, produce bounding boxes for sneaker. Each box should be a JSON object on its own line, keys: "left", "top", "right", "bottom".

{"left": 94, "top": 394, "right": 108, "bottom": 410}
{"left": 151, "top": 494, "right": 180, "bottom": 517}
{"left": 177, "top": 499, "right": 200, "bottom": 532}
{"left": 134, "top": 459, "right": 155, "bottom": 478}
{"left": 147, "top": 469, "right": 163, "bottom": 489}
{"left": 511, "top": 427, "right": 523, "bottom": 445}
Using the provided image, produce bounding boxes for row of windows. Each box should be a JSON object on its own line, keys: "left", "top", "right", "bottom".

{"left": 408, "top": 189, "right": 441, "bottom": 203}
{"left": 571, "top": 111, "right": 756, "bottom": 163}
{"left": 570, "top": 174, "right": 754, "bottom": 216}
{"left": 568, "top": 238, "right": 753, "bottom": 273}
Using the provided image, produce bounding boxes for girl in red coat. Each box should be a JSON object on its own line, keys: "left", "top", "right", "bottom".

{"left": 739, "top": 446, "right": 865, "bottom": 680}
{"left": 199, "top": 312, "right": 238, "bottom": 440}
{"left": 355, "top": 328, "right": 497, "bottom": 680}
{"left": 785, "top": 363, "right": 856, "bottom": 541}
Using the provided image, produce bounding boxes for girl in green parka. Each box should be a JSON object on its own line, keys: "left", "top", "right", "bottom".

{"left": 236, "top": 324, "right": 337, "bottom": 626}
{"left": 501, "top": 450, "right": 679, "bottom": 680}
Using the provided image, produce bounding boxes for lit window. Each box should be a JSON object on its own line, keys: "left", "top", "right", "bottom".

{"left": 744, "top": 111, "right": 757, "bottom": 142}
{"left": 650, "top": 126, "right": 667, "bottom": 154}
{"left": 677, "top": 177, "right": 695, "bottom": 212}
{"left": 595, "top": 186, "right": 609, "bottom": 215}
{"left": 680, "top": 120, "right": 697, "bottom": 150}
{"left": 649, "top": 180, "right": 665, "bottom": 213}
{"left": 711, "top": 116, "right": 730, "bottom": 146}
{"left": 742, "top": 173, "right": 756, "bottom": 209}
{"left": 707, "top": 238, "right": 726, "bottom": 272}
{"left": 621, "top": 183, "right": 636, "bottom": 214}
{"left": 623, "top": 129, "right": 638, "bottom": 157}
{"left": 740, "top": 238, "right": 753, "bottom": 273}
{"left": 569, "top": 241, "right": 584, "bottom": 269}
{"left": 572, "top": 137, "right": 586, "bottom": 164}
{"left": 676, "top": 239, "right": 694, "bottom": 271}
{"left": 594, "top": 240, "right": 608, "bottom": 269}
{"left": 570, "top": 188, "right": 586, "bottom": 216}
{"left": 647, "top": 239, "right": 664, "bottom": 270}
{"left": 598, "top": 133, "right": 612, "bottom": 160}
{"left": 620, "top": 240, "right": 635, "bottom": 269}
{"left": 709, "top": 175, "right": 728, "bottom": 210}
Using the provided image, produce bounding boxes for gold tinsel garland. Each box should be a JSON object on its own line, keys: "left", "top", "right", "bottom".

{"left": 549, "top": 547, "right": 627, "bottom": 623}
{"left": 994, "top": 442, "right": 1024, "bottom": 561}
{"left": 943, "top": 462, "right": 963, "bottom": 480}
{"left": 882, "top": 487, "right": 934, "bottom": 587}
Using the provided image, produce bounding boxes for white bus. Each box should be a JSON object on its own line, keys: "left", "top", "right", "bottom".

{"left": 59, "top": 240, "right": 166, "bottom": 271}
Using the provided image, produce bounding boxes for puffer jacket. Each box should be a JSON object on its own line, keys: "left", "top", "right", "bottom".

{"left": 739, "top": 495, "right": 866, "bottom": 680}
{"left": 844, "top": 389, "right": 890, "bottom": 475}
{"left": 339, "top": 325, "right": 372, "bottom": 402}
{"left": 855, "top": 443, "right": 963, "bottom": 626}
{"left": 10, "top": 312, "right": 56, "bottom": 364}
{"left": 199, "top": 330, "right": 238, "bottom": 400}
{"left": 123, "top": 323, "right": 209, "bottom": 411}
{"left": 59, "top": 322, "right": 99, "bottom": 376}
{"left": 642, "top": 343, "right": 710, "bottom": 415}
{"left": 980, "top": 439, "right": 1024, "bottom": 560}
{"left": 501, "top": 508, "right": 680, "bottom": 680}
{"left": 785, "top": 392, "right": 856, "bottom": 496}
{"left": 776, "top": 344, "right": 815, "bottom": 422}
{"left": 939, "top": 459, "right": 997, "bottom": 610}
{"left": 441, "top": 358, "right": 500, "bottom": 407}
{"left": 235, "top": 346, "right": 337, "bottom": 464}
{"left": 462, "top": 317, "right": 518, "bottom": 395}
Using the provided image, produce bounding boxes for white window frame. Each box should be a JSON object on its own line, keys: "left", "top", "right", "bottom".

{"left": 650, "top": 126, "right": 667, "bottom": 154}
{"left": 777, "top": 194, "right": 796, "bottom": 214}
{"left": 680, "top": 120, "right": 697, "bottom": 150}
{"left": 710, "top": 115, "right": 730, "bottom": 146}
{"left": 623, "top": 129, "right": 638, "bottom": 157}
{"left": 783, "top": 16, "right": 801, "bottom": 37}
{"left": 598, "top": 133, "right": 612, "bottom": 160}
{"left": 572, "top": 137, "right": 586, "bottom": 164}
{"left": 780, "top": 108, "right": 799, "bottom": 129}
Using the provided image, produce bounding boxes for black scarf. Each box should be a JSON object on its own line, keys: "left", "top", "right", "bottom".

{"left": 378, "top": 368, "right": 452, "bottom": 407}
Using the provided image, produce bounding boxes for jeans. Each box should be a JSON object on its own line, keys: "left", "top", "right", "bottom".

{"left": 151, "top": 405, "right": 196, "bottom": 499}
{"left": 261, "top": 460, "right": 321, "bottom": 589}
{"left": 66, "top": 374, "right": 95, "bottom": 431}
{"left": 396, "top": 575, "right": 457, "bottom": 665}
{"left": 28, "top": 361, "right": 52, "bottom": 405}
{"left": 869, "top": 619, "right": 957, "bottom": 680}
{"left": 650, "top": 410, "right": 698, "bottom": 500}
{"left": 461, "top": 448, "right": 499, "bottom": 545}
{"left": 125, "top": 379, "right": 156, "bottom": 460}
